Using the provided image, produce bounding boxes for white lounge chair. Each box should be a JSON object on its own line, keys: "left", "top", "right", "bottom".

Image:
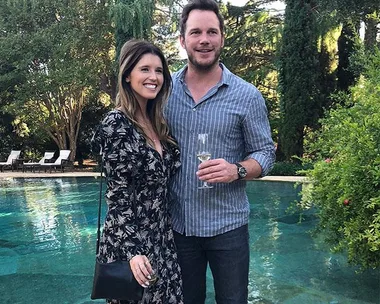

{"left": 22, "top": 151, "right": 55, "bottom": 172}
{"left": 41, "top": 150, "right": 72, "bottom": 172}
{"left": 0, "top": 150, "right": 21, "bottom": 172}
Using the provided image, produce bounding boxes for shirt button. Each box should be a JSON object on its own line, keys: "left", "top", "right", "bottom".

{"left": 192, "top": 108, "right": 196, "bottom": 111}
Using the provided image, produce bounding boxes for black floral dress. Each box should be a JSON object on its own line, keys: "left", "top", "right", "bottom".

{"left": 91, "top": 110, "right": 183, "bottom": 304}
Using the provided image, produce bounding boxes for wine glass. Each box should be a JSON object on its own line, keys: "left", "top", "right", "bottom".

{"left": 147, "top": 257, "right": 159, "bottom": 287}
{"left": 197, "top": 133, "right": 213, "bottom": 189}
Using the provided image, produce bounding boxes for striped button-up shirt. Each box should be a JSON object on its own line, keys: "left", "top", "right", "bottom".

{"left": 165, "top": 64, "right": 275, "bottom": 237}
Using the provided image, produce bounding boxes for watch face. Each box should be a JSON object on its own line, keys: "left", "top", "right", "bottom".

{"left": 238, "top": 167, "right": 247, "bottom": 178}
{"left": 236, "top": 163, "right": 247, "bottom": 179}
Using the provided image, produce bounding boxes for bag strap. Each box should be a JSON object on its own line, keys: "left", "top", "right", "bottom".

{"left": 95, "top": 156, "right": 138, "bottom": 255}
{"left": 95, "top": 156, "right": 104, "bottom": 255}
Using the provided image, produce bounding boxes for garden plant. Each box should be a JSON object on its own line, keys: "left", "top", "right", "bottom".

{"left": 300, "top": 50, "right": 380, "bottom": 270}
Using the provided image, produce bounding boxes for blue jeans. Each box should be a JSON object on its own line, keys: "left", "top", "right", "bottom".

{"left": 174, "top": 225, "right": 249, "bottom": 304}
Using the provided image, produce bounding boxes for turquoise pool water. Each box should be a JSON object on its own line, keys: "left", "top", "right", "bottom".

{"left": 0, "top": 177, "right": 378, "bottom": 304}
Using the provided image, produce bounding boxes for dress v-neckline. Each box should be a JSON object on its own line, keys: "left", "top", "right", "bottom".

{"left": 117, "top": 109, "right": 164, "bottom": 159}
{"left": 147, "top": 139, "right": 164, "bottom": 159}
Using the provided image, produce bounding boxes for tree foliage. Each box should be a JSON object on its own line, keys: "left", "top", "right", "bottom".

{"left": 276, "top": 0, "right": 379, "bottom": 163}
{"left": 313, "top": 0, "right": 379, "bottom": 92}
{"left": 152, "top": 3, "right": 183, "bottom": 70}
{"left": 0, "top": 0, "right": 183, "bottom": 159}
{"left": 277, "top": 0, "right": 320, "bottom": 161}
{"left": 336, "top": 20, "right": 362, "bottom": 91}
{"left": 301, "top": 49, "right": 380, "bottom": 269}
{"left": 111, "top": 0, "right": 155, "bottom": 62}
{"left": 0, "top": 0, "right": 113, "bottom": 160}
{"left": 222, "top": 0, "right": 283, "bottom": 131}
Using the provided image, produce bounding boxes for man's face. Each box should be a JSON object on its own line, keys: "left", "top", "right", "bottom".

{"left": 180, "top": 9, "right": 224, "bottom": 71}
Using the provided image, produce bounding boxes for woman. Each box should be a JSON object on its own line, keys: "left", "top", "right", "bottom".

{"left": 91, "top": 39, "right": 183, "bottom": 304}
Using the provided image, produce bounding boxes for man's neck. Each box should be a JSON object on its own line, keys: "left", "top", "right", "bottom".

{"left": 184, "top": 63, "right": 223, "bottom": 103}
{"left": 185, "top": 63, "right": 222, "bottom": 87}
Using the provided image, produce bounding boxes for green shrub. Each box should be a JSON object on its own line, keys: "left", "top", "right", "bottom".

{"left": 268, "top": 161, "right": 311, "bottom": 176}
{"left": 300, "top": 49, "right": 380, "bottom": 270}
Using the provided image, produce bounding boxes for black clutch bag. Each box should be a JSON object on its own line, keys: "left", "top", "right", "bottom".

{"left": 91, "top": 259, "right": 143, "bottom": 300}
{"left": 91, "top": 157, "right": 143, "bottom": 300}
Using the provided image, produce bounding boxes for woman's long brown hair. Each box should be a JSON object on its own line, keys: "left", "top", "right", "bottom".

{"left": 115, "top": 39, "right": 176, "bottom": 146}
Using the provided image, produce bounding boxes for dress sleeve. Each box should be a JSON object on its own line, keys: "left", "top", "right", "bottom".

{"left": 110, "top": 203, "right": 149, "bottom": 261}
{"left": 168, "top": 140, "right": 181, "bottom": 177}
{"left": 93, "top": 111, "right": 149, "bottom": 260}
{"left": 90, "top": 124, "right": 105, "bottom": 156}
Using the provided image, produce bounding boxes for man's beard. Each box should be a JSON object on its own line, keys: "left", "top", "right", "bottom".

{"left": 187, "top": 48, "right": 222, "bottom": 71}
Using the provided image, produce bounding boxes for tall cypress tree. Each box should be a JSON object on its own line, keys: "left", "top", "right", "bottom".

{"left": 277, "top": 0, "right": 320, "bottom": 161}
{"left": 336, "top": 19, "right": 361, "bottom": 91}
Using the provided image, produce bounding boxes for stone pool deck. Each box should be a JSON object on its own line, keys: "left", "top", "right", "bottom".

{"left": 0, "top": 170, "right": 307, "bottom": 182}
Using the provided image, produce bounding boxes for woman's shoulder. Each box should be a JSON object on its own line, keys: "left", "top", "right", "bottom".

{"left": 101, "top": 109, "right": 135, "bottom": 135}
{"left": 102, "top": 109, "right": 134, "bottom": 126}
{"left": 103, "top": 109, "right": 128, "bottom": 122}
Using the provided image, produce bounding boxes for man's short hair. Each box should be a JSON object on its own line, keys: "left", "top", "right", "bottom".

{"left": 180, "top": 0, "right": 224, "bottom": 37}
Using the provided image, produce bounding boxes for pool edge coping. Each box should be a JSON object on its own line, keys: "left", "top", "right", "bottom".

{"left": 0, "top": 171, "right": 307, "bottom": 183}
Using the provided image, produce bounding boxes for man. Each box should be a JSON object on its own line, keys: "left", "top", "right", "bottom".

{"left": 165, "top": 0, "right": 276, "bottom": 303}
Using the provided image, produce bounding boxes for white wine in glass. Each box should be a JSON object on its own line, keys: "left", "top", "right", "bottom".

{"left": 197, "top": 133, "right": 213, "bottom": 189}
{"left": 197, "top": 153, "right": 211, "bottom": 163}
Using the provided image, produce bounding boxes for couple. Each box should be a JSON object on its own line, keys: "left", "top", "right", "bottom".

{"left": 91, "top": 0, "right": 275, "bottom": 303}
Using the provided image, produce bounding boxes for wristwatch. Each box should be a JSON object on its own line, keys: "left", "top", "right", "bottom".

{"left": 235, "top": 163, "right": 247, "bottom": 180}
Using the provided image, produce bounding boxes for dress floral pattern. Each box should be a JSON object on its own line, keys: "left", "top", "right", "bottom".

{"left": 91, "top": 110, "right": 183, "bottom": 304}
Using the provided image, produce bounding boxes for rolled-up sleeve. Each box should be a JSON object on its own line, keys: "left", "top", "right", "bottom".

{"left": 243, "top": 89, "right": 276, "bottom": 176}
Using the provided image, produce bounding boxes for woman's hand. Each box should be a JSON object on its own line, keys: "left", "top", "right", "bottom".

{"left": 130, "top": 255, "right": 154, "bottom": 288}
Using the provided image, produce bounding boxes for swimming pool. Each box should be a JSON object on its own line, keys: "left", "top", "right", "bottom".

{"left": 0, "top": 177, "right": 378, "bottom": 303}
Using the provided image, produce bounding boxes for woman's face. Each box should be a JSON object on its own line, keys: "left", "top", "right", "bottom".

{"left": 126, "top": 53, "right": 164, "bottom": 103}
